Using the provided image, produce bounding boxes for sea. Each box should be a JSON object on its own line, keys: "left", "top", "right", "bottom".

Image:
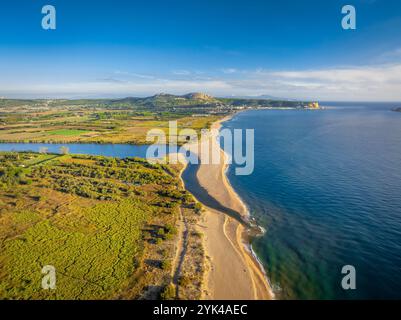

{"left": 221, "top": 102, "right": 401, "bottom": 299}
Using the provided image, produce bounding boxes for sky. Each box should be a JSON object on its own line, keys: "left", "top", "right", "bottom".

{"left": 1, "top": 0, "right": 401, "bottom": 101}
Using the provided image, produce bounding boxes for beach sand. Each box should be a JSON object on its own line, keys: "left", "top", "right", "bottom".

{"left": 184, "top": 116, "right": 274, "bottom": 300}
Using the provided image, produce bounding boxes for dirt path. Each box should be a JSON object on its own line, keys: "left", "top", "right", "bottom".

{"left": 171, "top": 208, "right": 189, "bottom": 298}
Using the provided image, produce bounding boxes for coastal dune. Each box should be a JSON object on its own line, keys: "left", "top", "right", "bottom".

{"left": 184, "top": 116, "right": 273, "bottom": 300}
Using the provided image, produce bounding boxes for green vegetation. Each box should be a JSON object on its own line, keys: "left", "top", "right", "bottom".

{"left": 160, "top": 283, "right": 176, "bottom": 300}
{"left": 0, "top": 94, "right": 225, "bottom": 144}
{"left": 194, "top": 202, "right": 203, "bottom": 214}
{"left": 161, "top": 259, "right": 172, "bottom": 271}
{"left": 178, "top": 275, "right": 191, "bottom": 287}
{"left": 0, "top": 151, "right": 202, "bottom": 299}
{"left": 31, "top": 156, "right": 174, "bottom": 201}
{"left": 0, "top": 200, "right": 148, "bottom": 299}
{"left": 0, "top": 93, "right": 308, "bottom": 144}
{"left": 47, "top": 129, "right": 90, "bottom": 136}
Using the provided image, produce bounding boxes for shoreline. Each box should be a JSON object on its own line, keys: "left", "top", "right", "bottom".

{"left": 212, "top": 114, "right": 274, "bottom": 299}
{"left": 0, "top": 111, "right": 275, "bottom": 299}
{"left": 183, "top": 112, "right": 274, "bottom": 300}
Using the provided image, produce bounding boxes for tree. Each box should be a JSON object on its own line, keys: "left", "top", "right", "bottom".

{"left": 160, "top": 283, "right": 176, "bottom": 300}
{"left": 161, "top": 259, "right": 171, "bottom": 270}
{"left": 194, "top": 202, "right": 203, "bottom": 214}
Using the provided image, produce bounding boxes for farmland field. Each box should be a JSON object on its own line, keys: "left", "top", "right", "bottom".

{"left": 46, "top": 129, "right": 91, "bottom": 136}
{"left": 0, "top": 97, "right": 225, "bottom": 144}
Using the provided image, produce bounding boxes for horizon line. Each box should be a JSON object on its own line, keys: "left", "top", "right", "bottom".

{"left": 1, "top": 95, "right": 401, "bottom": 104}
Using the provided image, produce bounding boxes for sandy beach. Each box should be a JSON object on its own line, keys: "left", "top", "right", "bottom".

{"left": 183, "top": 115, "right": 274, "bottom": 300}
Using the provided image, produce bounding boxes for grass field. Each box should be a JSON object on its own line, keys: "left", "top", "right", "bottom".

{"left": 0, "top": 200, "right": 149, "bottom": 299}
{"left": 0, "top": 152, "right": 204, "bottom": 299}
{"left": 46, "top": 129, "right": 91, "bottom": 136}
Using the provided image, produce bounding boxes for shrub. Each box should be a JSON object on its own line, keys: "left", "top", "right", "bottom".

{"left": 194, "top": 202, "right": 203, "bottom": 214}
{"left": 160, "top": 283, "right": 176, "bottom": 300}
{"left": 19, "top": 179, "right": 32, "bottom": 185}
{"left": 178, "top": 275, "right": 191, "bottom": 287}
{"left": 161, "top": 259, "right": 172, "bottom": 270}
{"left": 165, "top": 223, "right": 177, "bottom": 235}
{"left": 164, "top": 224, "right": 178, "bottom": 240}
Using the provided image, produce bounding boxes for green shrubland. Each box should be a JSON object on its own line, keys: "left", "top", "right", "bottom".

{"left": 0, "top": 152, "right": 188, "bottom": 299}
{"left": 0, "top": 200, "right": 149, "bottom": 299}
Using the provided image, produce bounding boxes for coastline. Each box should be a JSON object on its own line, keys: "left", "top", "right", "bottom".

{"left": 0, "top": 111, "right": 274, "bottom": 300}
{"left": 182, "top": 112, "right": 274, "bottom": 300}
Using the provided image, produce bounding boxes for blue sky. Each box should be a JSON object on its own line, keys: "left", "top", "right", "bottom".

{"left": 1, "top": 0, "right": 401, "bottom": 100}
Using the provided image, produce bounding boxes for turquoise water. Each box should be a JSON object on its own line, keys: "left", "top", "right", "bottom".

{"left": 222, "top": 103, "right": 401, "bottom": 299}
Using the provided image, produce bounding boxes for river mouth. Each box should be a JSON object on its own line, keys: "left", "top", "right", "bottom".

{"left": 0, "top": 142, "right": 262, "bottom": 233}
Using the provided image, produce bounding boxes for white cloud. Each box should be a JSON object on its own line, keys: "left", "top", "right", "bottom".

{"left": 241, "top": 64, "right": 401, "bottom": 101}
{"left": 2, "top": 63, "right": 401, "bottom": 101}
{"left": 269, "top": 64, "right": 401, "bottom": 84}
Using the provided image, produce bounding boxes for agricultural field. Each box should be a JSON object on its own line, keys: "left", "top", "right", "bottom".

{"left": 0, "top": 96, "right": 224, "bottom": 144}
{"left": 0, "top": 151, "right": 205, "bottom": 299}
{"left": 0, "top": 94, "right": 305, "bottom": 144}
